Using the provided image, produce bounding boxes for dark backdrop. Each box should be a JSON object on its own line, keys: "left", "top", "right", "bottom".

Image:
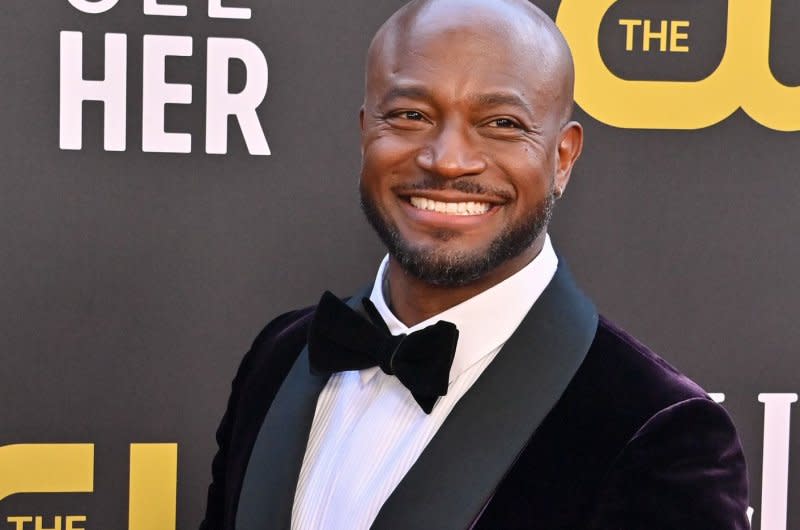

{"left": 1, "top": 1, "right": 797, "bottom": 528}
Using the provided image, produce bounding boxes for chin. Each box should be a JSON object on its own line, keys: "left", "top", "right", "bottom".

{"left": 361, "top": 185, "right": 553, "bottom": 287}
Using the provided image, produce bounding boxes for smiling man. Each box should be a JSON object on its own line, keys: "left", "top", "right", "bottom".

{"left": 201, "top": 1, "right": 750, "bottom": 529}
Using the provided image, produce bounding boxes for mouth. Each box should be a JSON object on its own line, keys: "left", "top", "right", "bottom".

{"left": 408, "top": 196, "right": 492, "bottom": 216}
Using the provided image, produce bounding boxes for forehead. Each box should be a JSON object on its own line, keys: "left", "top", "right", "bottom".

{"left": 367, "top": 10, "right": 564, "bottom": 111}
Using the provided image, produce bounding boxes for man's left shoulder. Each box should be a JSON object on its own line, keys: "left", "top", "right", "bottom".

{"left": 478, "top": 316, "right": 750, "bottom": 528}
{"left": 572, "top": 317, "right": 750, "bottom": 528}
{"left": 543, "top": 313, "right": 742, "bottom": 479}
{"left": 587, "top": 315, "right": 711, "bottom": 405}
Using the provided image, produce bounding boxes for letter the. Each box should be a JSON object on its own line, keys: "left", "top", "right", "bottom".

{"left": 142, "top": 35, "right": 193, "bottom": 153}
{"left": 6, "top": 517, "right": 33, "bottom": 530}
{"left": 205, "top": 38, "right": 270, "bottom": 155}
{"left": 670, "top": 21, "right": 690, "bottom": 52}
{"left": 129, "top": 444, "right": 178, "bottom": 530}
{"left": 642, "top": 19, "right": 668, "bottom": 52}
{"left": 65, "top": 517, "right": 86, "bottom": 530}
{"left": 556, "top": 0, "right": 740, "bottom": 129}
{"left": 60, "top": 31, "right": 127, "bottom": 151}
{"left": 758, "top": 393, "right": 797, "bottom": 530}
{"left": 618, "top": 19, "right": 641, "bottom": 51}
{"left": 208, "top": 0, "right": 250, "bottom": 19}
{"left": 34, "top": 517, "right": 62, "bottom": 530}
{"left": 143, "top": 0, "right": 187, "bottom": 16}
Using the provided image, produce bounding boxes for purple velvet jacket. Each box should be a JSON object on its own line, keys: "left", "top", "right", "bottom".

{"left": 201, "top": 265, "right": 750, "bottom": 529}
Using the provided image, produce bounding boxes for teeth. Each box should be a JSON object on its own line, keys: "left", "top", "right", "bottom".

{"left": 409, "top": 197, "right": 491, "bottom": 215}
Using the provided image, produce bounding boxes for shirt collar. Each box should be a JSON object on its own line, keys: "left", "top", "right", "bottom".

{"left": 363, "top": 234, "right": 558, "bottom": 385}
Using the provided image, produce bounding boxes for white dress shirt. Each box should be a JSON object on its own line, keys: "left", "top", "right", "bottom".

{"left": 291, "top": 236, "right": 558, "bottom": 530}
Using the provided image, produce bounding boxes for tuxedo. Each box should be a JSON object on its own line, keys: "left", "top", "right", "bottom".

{"left": 201, "top": 263, "right": 749, "bottom": 529}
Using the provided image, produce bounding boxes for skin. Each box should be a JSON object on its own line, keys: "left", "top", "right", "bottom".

{"left": 359, "top": 0, "right": 583, "bottom": 326}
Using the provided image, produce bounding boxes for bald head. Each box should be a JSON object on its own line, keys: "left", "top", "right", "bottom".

{"left": 358, "top": 0, "right": 585, "bottom": 293}
{"left": 365, "top": 0, "right": 575, "bottom": 122}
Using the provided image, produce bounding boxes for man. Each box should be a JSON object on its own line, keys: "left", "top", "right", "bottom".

{"left": 202, "top": 0, "right": 750, "bottom": 528}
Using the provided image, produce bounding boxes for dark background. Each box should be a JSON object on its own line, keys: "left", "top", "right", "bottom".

{"left": 1, "top": 0, "right": 797, "bottom": 527}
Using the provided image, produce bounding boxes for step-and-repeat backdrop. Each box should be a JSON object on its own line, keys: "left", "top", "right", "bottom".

{"left": 2, "top": 0, "right": 797, "bottom": 528}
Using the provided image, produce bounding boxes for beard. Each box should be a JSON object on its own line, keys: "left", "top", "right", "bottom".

{"left": 360, "top": 182, "right": 555, "bottom": 287}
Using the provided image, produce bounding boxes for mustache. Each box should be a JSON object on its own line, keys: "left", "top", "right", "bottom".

{"left": 396, "top": 176, "right": 513, "bottom": 201}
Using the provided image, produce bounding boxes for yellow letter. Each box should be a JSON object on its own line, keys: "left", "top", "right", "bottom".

{"left": 738, "top": 0, "right": 800, "bottom": 131}
{"left": 670, "top": 20, "right": 690, "bottom": 52}
{"left": 6, "top": 516, "right": 33, "bottom": 530}
{"left": 34, "top": 516, "right": 61, "bottom": 530}
{"left": 618, "top": 19, "right": 642, "bottom": 51}
{"left": 556, "top": 0, "right": 741, "bottom": 129}
{"left": 0, "top": 444, "right": 93, "bottom": 501}
{"left": 65, "top": 516, "right": 86, "bottom": 530}
{"left": 128, "top": 444, "right": 178, "bottom": 530}
{"left": 642, "top": 19, "right": 668, "bottom": 52}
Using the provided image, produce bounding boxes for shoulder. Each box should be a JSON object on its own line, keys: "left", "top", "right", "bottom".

{"left": 568, "top": 315, "right": 734, "bottom": 448}
{"left": 588, "top": 315, "right": 710, "bottom": 405}
{"left": 222, "top": 304, "right": 318, "bottom": 433}
{"left": 200, "top": 305, "right": 317, "bottom": 529}
{"left": 472, "top": 314, "right": 750, "bottom": 528}
{"left": 580, "top": 318, "right": 750, "bottom": 528}
{"left": 235, "top": 305, "right": 317, "bottom": 387}
{"left": 251, "top": 305, "right": 316, "bottom": 354}
{"left": 534, "top": 315, "right": 725, "bottom": 456}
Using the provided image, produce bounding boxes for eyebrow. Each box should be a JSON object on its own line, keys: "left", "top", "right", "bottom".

{"left": 378, "top": 85, "right": 433, "bottom": 107}
{"left": 379, "top": 86, "right": 535, "bottom": 118}
{"left": 470, "top": 92, "right": 535, "bottom": 118}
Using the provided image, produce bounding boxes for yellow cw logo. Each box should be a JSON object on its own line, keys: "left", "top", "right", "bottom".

{"left": 556, "top": 0, "right": 799, "bottom": 131}
{"left": 0, "top": 444, "right": 176, "bottom": 530}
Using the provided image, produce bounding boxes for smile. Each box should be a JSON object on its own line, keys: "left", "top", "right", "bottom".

{"left": 409, "top": 196, "right": 491, "bottom": 216}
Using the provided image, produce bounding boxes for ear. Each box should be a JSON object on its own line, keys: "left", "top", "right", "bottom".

{"left": 359, "top": 106, "right": 367, "bottom": 156}
{"left": 554, "top": 121, "right": 583, "bottom": 195}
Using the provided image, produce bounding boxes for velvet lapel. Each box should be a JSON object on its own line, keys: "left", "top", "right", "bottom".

{"left": 235, "top": 290, "right": 371, "bottom": 529}
{"left": 371, "top": 262, "right": 598, "bottom": 530}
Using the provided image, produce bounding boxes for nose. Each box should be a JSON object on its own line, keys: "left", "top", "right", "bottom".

{"left": 415, "top": 121, "right": 487, "bottom": 178}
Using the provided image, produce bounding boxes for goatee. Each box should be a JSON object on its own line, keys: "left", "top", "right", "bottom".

{"left": 360, "top": 183, "right": 555, "bottom": 287}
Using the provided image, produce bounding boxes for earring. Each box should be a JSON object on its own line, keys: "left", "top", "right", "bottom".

{"left": 553, "top": 187, "right": 563, "bottom": 199}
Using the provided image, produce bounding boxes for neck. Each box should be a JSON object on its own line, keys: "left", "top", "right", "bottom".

{"left": 386, "top": 235, "right": 546, "bottom": 327}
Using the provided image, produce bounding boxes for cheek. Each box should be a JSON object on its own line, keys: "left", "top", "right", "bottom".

{"left": 493, "top": 148, "right": 554, "bottom": 198}
{"left": 362, "top": 134, "right": 421, "bottom": 182}
{"left": 361, "top": 139, "right": 415, "bottom": 198}
{"left": 359, "top": 141, "right": 406, "bottom": 215}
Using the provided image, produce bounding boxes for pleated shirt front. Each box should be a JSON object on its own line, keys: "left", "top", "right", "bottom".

{"left": 291, "top": 236, "right": 558, "bottom": 530}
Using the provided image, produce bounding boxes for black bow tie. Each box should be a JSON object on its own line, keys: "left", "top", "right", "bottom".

{"left": 307, "top": 291, "right": 459, "bottom": 414}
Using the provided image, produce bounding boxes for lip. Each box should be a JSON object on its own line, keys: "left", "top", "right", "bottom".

{"left": 397, "top": 194, "right": 501, "bottom": 229}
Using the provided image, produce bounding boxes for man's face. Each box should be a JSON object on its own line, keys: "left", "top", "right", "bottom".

{"left": 360, "top": 20, "right": 577, "bottom": 286}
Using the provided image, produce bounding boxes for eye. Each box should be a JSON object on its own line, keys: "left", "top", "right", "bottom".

{"left": 383, "top": 109, "right": 430, "bottom": 129}
{"left": 395, "top": 110, "right": 425, "bottom": 121}
{"left": 488, "top": 118, "right": 522, "bottom": 129}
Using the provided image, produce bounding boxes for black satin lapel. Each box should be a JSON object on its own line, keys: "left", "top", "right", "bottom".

{"left": 235, "top": 346, "right": 327, "bottom": 530}
{"left": 235, "top": 288, "right": 372, "bottom": 530}
{"left": 372, "top": 262, "right": 599, "bottom": 530}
